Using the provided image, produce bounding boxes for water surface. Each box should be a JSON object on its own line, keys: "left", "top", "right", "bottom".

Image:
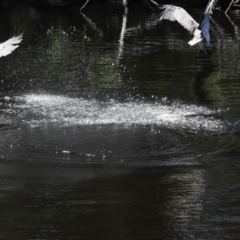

{"left": 0, "top": 3, "right": 240, "bottom": 239}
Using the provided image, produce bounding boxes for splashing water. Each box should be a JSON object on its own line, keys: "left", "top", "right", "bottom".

{"left": 13, "top": 94, "right": 226, "bottom": 132}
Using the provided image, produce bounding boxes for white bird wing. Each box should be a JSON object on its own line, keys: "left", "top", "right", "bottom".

{"left": 157, "top": 5, "right": 199, "bottom": 34}
{"left": 0, "top": 34, "right": 23, "bottom": 57}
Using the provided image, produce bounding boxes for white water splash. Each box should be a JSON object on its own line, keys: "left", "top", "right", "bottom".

{"left": 15, "top": 94, "right": 225, "bottom": 131}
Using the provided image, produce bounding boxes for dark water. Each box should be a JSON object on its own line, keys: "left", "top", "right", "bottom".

{"left": 1, "top": 3, "right": 240, "bottom": 239}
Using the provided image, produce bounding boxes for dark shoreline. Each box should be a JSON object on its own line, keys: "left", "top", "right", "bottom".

{"left": 0, "top": 0, "right": 237, "bottom": 11}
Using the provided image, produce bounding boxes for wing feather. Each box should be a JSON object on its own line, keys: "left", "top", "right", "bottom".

{"left": 0, "top": 34, "right": 23, "bottom": 57}
{"left": 143, "top": 0, "right": 217, "bottom": 46}
{"left": 157, "top": 5, "right": 199, "bottom": 34}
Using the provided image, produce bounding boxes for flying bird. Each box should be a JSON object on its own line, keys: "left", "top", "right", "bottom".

{"left": 0, "top": 34, "right": 23, "bottom": 57}
{"left": 143, "top": 0, "right": 217, "bottom": 46}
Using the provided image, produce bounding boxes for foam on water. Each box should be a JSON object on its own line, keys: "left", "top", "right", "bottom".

{"left": 15, "top": 94, "right": 226, "bottom": 132}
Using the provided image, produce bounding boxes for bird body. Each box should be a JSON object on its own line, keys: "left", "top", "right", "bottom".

{"left": 144, "top": 0, "right": 216, "bottom": 46}
{"left": 0, "top": 34, "right": 23, "bottom": 57}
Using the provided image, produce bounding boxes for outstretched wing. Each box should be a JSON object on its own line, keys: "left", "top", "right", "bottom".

{"left": 156, "top": 5, "right": 199, "bottom": 34}
{"left": 143, "top": 0, "right": 216, "bottom": 46}
{"left": 0, "top": 34, "right": 23, "bottom": 57}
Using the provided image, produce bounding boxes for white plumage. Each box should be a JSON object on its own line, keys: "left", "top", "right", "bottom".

{"left": 0, "top": 34, "right": 23, "bottom": 57}
{"left": 144, "top": 0, "right": 216, "bottom": 46}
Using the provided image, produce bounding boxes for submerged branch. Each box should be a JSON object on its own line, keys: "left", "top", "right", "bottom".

{"left": 80, "top": 0, "right": 89, "bottom": 12}
{"left": 225, "top": 0, "right": 240, "bottom": 13}
{"left": 225, "top": 0, "right": 234, "bottom": 13}
{"left": 117, "top": 3, "right": 128, "bottom": 62}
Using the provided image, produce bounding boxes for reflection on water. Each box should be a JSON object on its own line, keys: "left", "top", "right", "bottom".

{"left": 0, "top": 3, "right": 240, "bottom": 239}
